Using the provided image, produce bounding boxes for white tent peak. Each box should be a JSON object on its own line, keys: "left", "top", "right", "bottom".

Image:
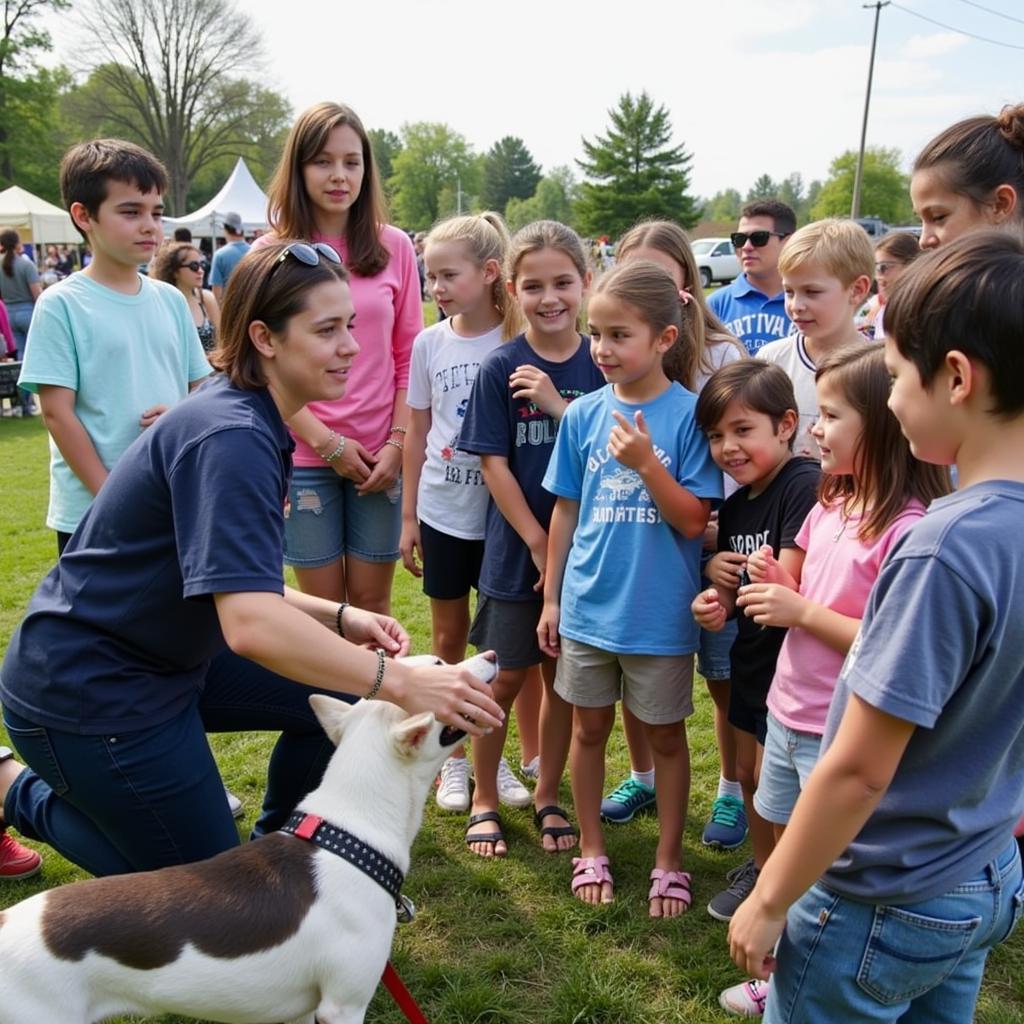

{"left": 165, "top": 158, "right": 270, "bottom": 237}
{"left": 0, "top": 185, "right": 80, "bottom": 245}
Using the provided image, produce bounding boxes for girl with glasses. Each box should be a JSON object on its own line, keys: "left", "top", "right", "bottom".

{"left": 151, "top": 241, "right": 220, "bottom": 352}
{"left": 0, "top": 242, "right": 504, "bottom": 879}
{"left": 253, "top": 102, "right": 423, "bottom": 618}
{"left": 854, "top": 232, "right": 919, "bottom": 341}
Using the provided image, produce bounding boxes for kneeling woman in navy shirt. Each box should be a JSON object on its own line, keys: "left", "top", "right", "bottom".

{"left": 0, "top": 242, "right": 503, "bottom": 877}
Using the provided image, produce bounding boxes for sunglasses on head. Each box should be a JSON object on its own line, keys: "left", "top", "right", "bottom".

{"left": 731, "top": 230, "right": 788, "bottom": 249}
{"left": 179, "top": 259, "right": 207, "bottom": 272}
{"left": 275, "top": 241, "right": 343, "bottom": 268}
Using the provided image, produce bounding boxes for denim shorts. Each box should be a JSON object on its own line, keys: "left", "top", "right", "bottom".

{"left": 696, "top": 618, "right": 737, "bottom": 682}
{"left": 765, "top": 840, "right": 1024, "bottom": 1023}
{"left": 753, "top": 711, "right": 822, "bottom": 825}
{"left": 554, "top": 636, "right": 694, "bottom": 725}
{"left": 284, "top": 465, "right": 401, "bottom": 567}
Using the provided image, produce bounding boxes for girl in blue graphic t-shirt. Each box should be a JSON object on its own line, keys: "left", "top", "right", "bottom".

{"left": 538, "top": 260, "right": 722, "bottom": 916}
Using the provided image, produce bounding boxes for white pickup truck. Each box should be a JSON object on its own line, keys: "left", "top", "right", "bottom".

{"left": 692, "top": 237, "right": 740, "bottom": 288}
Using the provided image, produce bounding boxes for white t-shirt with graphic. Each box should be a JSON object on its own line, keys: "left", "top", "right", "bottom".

{"left": 406, "top": 318, "right": 504, "bottom": 540}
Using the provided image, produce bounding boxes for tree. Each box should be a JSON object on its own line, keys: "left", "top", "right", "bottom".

{"left": 389, "top": 122, "right": 477, "bottom": 231}
{"left": 575, "top": 91, "right": 698, "bottom": 238}
{"left": 368, "top": 128, "right": 401, "bottom": 191}
{"left": 505, "top": 166, "right": 579, "bottom": 232}
{"left": 746, "top": 174, "right": 779, "bottom": 201}
{"left": 777, "top": 172, "right": 804, "bottom": 212}
{"left": 810, "top": 147, "right": 914, "bottom": 224}
{"left": 0, "top": 0, "right": 70, "bottom": 188}
{"left": 480, "top": 136, "right": 541, "bottom": 214}
{"left": 705, "top": 187, "right": 742, "bottom": 223}
{"left": 70, "top": 0, "right": 276, "bottom": 213}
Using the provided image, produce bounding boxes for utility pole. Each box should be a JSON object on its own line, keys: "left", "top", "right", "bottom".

{"left": 852, "top": 1, "right": 890, "bottom": 219}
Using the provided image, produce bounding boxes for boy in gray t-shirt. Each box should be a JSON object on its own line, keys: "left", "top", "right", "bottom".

{"left": 727, "top": 231, "right": 1024, "bottom": 1023}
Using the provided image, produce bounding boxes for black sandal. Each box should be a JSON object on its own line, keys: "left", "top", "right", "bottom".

{"left": 533, "top": 804, "right": 577, "bottom": 851}
{"left": 465, "top": 811, "right": 506, "bottom": 856}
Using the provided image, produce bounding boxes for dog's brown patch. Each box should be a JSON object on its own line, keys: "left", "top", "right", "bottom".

{"left": 42, "top": 833, "right": 318, "bottom": 969}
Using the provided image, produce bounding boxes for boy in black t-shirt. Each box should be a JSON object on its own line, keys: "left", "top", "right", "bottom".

{"left": 691, "top": 362, "right": 819, "bottom": 961}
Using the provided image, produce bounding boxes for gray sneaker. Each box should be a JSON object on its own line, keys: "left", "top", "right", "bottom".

{"left": 707, "top": 858, "right": 759, "bottom": 922}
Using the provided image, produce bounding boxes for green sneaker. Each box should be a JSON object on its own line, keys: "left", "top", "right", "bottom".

{"left": 600, "top": 777, "right": 656, "bottom": 824}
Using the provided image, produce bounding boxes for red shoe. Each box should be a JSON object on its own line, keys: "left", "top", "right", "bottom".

{"left": 0, "top": 830, "right": 42, "bottom": 880}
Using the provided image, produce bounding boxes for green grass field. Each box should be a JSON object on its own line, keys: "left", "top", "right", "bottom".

{"left": 1, "top": 411, "right": 1022, "bottom": 1024}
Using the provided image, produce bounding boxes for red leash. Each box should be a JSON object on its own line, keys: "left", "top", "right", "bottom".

{"left": 382, "top": 960, "right": 430, "bottom": 1024}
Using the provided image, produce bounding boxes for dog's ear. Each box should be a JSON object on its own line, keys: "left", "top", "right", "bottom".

{"left": 309, "top": 694, "right": 355, "bottom": 746}
{"left": 391, "top": 713, "right": 436, "bottom": 758}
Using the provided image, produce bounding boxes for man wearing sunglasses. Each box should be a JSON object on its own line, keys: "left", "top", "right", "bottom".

{"left": 211, "top": 211, "right": 251, "bottom": 302}
{"left": 708, "top": 200, "right": 796, "bottom": 357}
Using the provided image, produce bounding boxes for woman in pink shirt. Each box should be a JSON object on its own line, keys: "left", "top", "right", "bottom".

{"left": 254, "top": 102, "right": 423, "bottom": 613}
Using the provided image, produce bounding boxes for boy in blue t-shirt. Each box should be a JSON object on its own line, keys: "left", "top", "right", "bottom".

{"left": 728, "top": 231, "right": 1024, "bottom": 1022}
{"left": 19, "top": 139, "right": 210, "bottom": 552}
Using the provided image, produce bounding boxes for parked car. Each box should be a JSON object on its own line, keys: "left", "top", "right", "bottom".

{"left": 691, "top": 237, "right": 740, "bottom": 288}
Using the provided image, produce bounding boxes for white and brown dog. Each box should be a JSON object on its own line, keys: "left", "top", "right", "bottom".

{"left": 0, "top": 653, "right": 496, "bottom": 1024}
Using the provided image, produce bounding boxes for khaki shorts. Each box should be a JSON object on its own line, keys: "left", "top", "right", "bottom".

{"left": 554, "top": 636, "right": 694, "bottom": 725}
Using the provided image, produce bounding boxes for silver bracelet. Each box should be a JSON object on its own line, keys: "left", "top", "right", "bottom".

{"left": 388, "top": 426, "right": 407, "bottom": 435}
{"left": 365, "top": 648, "right": 387, "bottom": 700}
{"left": 322, "top": 434, "right": 347, "bottom": 463}
{"left": 384, "top": 438, "right": 404, "bottom": 451}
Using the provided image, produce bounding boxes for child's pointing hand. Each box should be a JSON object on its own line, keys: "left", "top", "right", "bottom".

{"left": 609, "top": 409, "right": 655, "bottom": 471}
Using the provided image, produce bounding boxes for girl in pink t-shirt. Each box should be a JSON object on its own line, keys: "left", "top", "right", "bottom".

{"left": 736, "top": 345, "right": 950, "bottom": 834}
{"left": 254, "top": 102, "right": 423, "bottom": 615}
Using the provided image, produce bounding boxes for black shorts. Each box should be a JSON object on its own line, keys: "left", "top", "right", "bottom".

{"left": 727, "top": 678, "right": 769, "bottom": 745}
{"left": 468, "top": 593, "right": 544, "bottom": 669}
{"left": 420, "top": 520, "right": 484, "bottom": 601}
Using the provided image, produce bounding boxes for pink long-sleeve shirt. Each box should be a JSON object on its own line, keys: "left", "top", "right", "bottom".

{"left": 0, "top": 300, "right": 16, "bottom": 356}
{"left": 252, "top": 224, "right": 423, "bottom": 465}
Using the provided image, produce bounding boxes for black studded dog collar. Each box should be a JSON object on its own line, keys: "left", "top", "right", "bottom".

{"left": 281, "top": 811, "right": 405, "bottom": 901}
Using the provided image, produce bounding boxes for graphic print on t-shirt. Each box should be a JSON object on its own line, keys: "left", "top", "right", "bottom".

{"left": 588, "top": 440, "right": 674, "bottom": 525}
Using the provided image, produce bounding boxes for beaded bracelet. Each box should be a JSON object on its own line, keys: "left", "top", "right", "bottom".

{"left": 384, "top": 438, "right": 404, "bottom": 451}
{"left": 389, "top": 426, "right": 407, "bottom": 435}
{"left": 335, "top": 602, "right": 349, "bottom": 638}
{"left": 365, "top": 648, "right": 387, "bottom": 700}
{"left": 322, "top": 434, "right": 347, "bottom": 463}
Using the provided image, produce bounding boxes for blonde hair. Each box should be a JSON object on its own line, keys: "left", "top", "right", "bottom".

{"left": 591, "top": 260, "right": 695, "bottom": 389}
{"left": 778, "top": 218, "right": 875, "bottom": 286}
{"left": 503, "top": 220, "right": 589, "bottom": 340}
{"left": 426, "top": 212, "right": 517, "bottom": 338}
{"left": 616, "top": 220, "right": 745, "bottom": 386}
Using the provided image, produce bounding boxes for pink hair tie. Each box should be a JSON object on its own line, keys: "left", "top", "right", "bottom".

{"left": 679, "top": 289, "right": 694, "bottom": 306}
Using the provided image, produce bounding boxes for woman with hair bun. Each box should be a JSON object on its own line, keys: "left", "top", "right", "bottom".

{"left": 911, "top": 102, "right": 1024, "bottom": 250}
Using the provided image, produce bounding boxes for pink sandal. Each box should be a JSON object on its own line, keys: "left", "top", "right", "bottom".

{"left": 648, "top": 868, "right": 693, "bottom": 915}
{"left": 571, "top": 855, "right": 614, "bottom": 903}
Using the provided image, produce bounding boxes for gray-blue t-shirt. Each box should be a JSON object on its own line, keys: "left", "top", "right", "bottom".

{"left": 0, "top": 376, "right": 293, "bottom": 735}
{"left": 210, "top": 240, "right": 251, "bottom": 288}
{"left": 821, "top": 480, "right": 1024, "bottom": 903}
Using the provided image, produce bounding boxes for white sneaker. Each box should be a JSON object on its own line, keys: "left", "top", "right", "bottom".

{"left": 520, "top": 755, "right": 540, "bottom": 780}
{"left": 496, "top": 757, "right": 532, "bottom": 808}
{"left": 436, "top": 756, "right": 471, "bottom": 812}
{"left": 225, "top": 787, "right": 244, "bottom": 820}
{"left": 719, "top": 977, "right": 769, "bottom": 1017}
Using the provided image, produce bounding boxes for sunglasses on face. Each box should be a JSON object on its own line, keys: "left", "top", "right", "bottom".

{"left": 179, "top": 259, "right": 207, "bottom": 272}
{"left": 275, "top": 241, "right": 343, "bottom": 268}
{"left": 731, "top": 231, "right": 788, "bottom": 249}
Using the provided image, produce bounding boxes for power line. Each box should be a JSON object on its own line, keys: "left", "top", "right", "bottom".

{"left": 953, "top": 0, "right": 1024, "bottom": 27}
{"left": 891, "top": 2, "right": 1024, "bottom": 48}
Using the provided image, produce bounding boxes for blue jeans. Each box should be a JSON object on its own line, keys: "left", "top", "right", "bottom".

{"left": 765, "top": 840, "right": 1024, "bottom": 1023}
{"left": 2, "top": 649, "right": 349, "bottom": 877}
{"left": 7, "top": 301, "right": 34, "bottom": 410}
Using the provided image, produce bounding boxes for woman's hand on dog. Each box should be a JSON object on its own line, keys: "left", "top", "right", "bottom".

{"left": 340, "top": 606, "right": 411, "bottom": 656}
{"left": 396, "top": 653, "right": 504, "bottom": 735}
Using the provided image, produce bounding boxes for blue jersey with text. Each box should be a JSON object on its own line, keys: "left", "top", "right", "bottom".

{"left": 543, "top": 383, "right": 722, "bottom": 653}
{"left": 458, "top": 334, "right": 604, "bottom": 600}
{"left": 707, "top": 274, "right": 792, "bottom": 356}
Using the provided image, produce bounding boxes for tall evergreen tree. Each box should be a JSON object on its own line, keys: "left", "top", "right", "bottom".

{"left": 575, "top": 91, "right": 698, "bottom": 237}
{"left": 746, "top": 174, "right": 779, "bottom": 201}
{"left": 480, "top": 136, "right": 541, "bottom": 213}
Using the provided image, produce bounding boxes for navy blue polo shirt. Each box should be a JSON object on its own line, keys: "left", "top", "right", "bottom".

{"left": 0, "top": 375, "right": 293, "bottom": 734}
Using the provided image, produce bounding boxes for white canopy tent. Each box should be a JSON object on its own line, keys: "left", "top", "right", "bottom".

{"left": 164, "top": 158, "right": 270, "bottom": 239}
{"left": 0, "top": 185, "right": 80, "bottom": 245}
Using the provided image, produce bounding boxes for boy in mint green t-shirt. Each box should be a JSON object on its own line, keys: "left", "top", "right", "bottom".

{"left": 19, "top": 139, "right": 209, "bottom": 550}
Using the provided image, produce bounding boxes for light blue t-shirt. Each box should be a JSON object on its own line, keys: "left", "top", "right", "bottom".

{"left": 822, "top": 481, "right": 1024, "bottom": 904}
{"left": 210, "top": 240, "right": 251, "bottom": 288}
{"left": 707, "top": 274, "right": 792, "bottom": 356}
{"left": 543, "top": 382, "right": 722, "bottom": 655}
{"left": 19, "top": 272, "right": 211, "bottom": 532}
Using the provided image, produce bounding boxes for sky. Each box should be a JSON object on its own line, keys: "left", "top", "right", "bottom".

{"left": 45, "top": 0, "right": 1024, "bottom": 200}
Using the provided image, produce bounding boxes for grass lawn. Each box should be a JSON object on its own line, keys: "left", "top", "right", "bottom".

{"left": 1, "top": 412, "right": 1022, "bottom": 1024}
